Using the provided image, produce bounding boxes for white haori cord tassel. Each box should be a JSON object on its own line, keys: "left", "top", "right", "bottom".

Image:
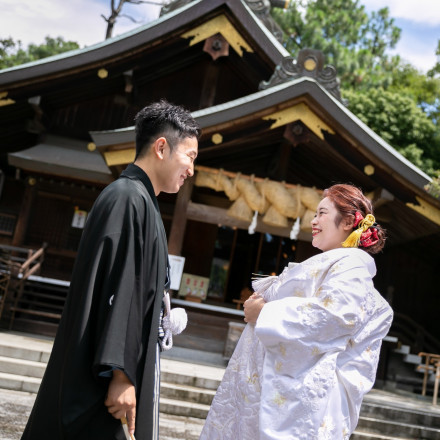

{"left": 160, "top": 291, "right": 188, "bottom": 351}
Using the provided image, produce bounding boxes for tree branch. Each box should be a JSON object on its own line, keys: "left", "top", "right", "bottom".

{"left": 119, "top": 14, "right": 141, "bottom": 23}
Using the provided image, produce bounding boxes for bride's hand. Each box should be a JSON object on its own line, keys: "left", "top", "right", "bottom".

{"left": 243, "top": 296, "right": 265, "bottom": 323}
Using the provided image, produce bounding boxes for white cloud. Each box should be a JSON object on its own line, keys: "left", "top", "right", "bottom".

{"left": 0, "top": 0, "right": 437, "bottom": 73}
{"left": 0, "top": 0, "right": 162, "bottom": 48}
{"left": 1, "top": 0, "right": 106, "bottom": 46}
{"left": 362, "top": 0, "right": 440, "bottom": 26}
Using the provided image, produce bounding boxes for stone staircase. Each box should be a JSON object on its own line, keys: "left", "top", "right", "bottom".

{"left": 388, "top": 343, "right": 438, "bottom": 397}
{"left": 1, "top": 331, "right": 440, "bottom": 440}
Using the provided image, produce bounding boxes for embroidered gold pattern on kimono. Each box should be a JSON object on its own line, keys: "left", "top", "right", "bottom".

{"left": 272, "top": 392, "right": 287, "bottom": 407}
{"left": 321, "top": 295, "right": 334, "bottom": 308}
{"left": 200, "top": 248, "right": 393, "bottom": 440}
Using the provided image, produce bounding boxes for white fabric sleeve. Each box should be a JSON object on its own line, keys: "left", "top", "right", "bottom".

{"left": 255, "top": 257, "right": 375, "bottom": 353}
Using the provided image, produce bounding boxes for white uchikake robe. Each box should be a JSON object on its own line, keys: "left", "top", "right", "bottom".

{"left": 200, "top": 248, "right": 393, "bottom": 440}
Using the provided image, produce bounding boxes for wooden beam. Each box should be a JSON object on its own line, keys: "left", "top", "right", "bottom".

{"left": 199, "top": 62, "right": 220, "bottom": 109}
{"left": 12, "top": 183, "right": 36, "bottom": 247}
{"left": 168, "top": 178, "right": 194, "bottom": 255}
{"left": 187, "top": 201, "right": 312, "bottom": 241}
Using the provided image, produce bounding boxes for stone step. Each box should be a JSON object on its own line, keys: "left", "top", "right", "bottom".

{"left": 393, "top": 345, "right": 410, "bottom": 355}
{"left": 404, "top": 353, "right": 421, "bottom": 365}
{"left": 0, "top": 368, "right": 217, "bottom": 410}
{"left": 2, "top": 331, "right": 440, "bottom": 440}
{"left": 360, "top": 401, "right": 440, "bottom": 428}
{"left": 161, "top": 358, "right": 223, "bottom": 391}
{"left": 161, "top": 381, "right": 215, "bottom": 405}
{"left": 0, "top": 372, "right": 41, "bottom": 393}
{"left": 351, "top": 431, "right": 414, "bottom": 440}
{"left": 0, "top": 343, "right": 50, "bottom": 363}
{"left": 159, "top": 413, "right": 204, "bottom": 440}
{"left": 0, "top": 355, "right": 46, "bottom": 378}
{"left": 160, "top": 397, "right": 210, "bottom": 419}
{"left": 357, "top": 415, "right": 440, "bottom": 440}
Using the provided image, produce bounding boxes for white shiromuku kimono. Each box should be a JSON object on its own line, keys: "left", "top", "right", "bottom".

{"left": 200, "top": 248, "right": 393, "bottom": 440}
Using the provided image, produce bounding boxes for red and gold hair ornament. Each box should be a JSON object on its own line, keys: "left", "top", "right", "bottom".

{"left": 342, "top": 213, "right": 377, "bottom": 248}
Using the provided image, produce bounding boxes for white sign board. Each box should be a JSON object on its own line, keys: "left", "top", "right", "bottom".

{"left": 168, "top": 255, "right": 185, "bottom": 290}
{"left": 71, "top": 209, "right": 88, "bottom": 229}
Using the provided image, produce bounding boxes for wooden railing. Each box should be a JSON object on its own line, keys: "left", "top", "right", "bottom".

{"left": 0, "top": 243, "right": 47, "bottom": 327}
{"left": 389, "top": 312, "right": 440, "bottom": 355}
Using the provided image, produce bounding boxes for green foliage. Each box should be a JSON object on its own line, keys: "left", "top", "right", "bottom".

{"left": 390, "top": 62, "right": 440, "bottom": 124}
{"left": 272, "top": 0, "right": 401, "bottom": 90}
{"left": 272, "top": 1, "right": 440, "bottom": 178}
{"left": 425, "top": 174, "right": 440, "bottom": 199}
{"left": 427, "top": 39, "right": 440, "bottom": 77}
{"left": 343, "top": 88, "right": 440, "bottom": 175}
{"left": 0, "top": 36, "right": 79, "bottom": 70}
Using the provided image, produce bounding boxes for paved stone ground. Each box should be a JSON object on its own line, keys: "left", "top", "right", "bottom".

{"left": 0, "top": 389, "right": 35, "bottom": 440}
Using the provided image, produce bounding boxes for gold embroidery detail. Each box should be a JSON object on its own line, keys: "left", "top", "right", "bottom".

{"left": 315, "top": 286, "right": 324, "bottom": 297}
{"left": 275, "top": 361, "right": 283, "bottom": 372}
{"left": 294, "top": 288, "right": 304, "bottom": 297}
{"left": 330, "top": 264, "right": 340, "bottom": 273}
{"left": 299, "top": 302, "right": 314, "bottom": 312}
{"left": 279, "top": 343, "right": 286, "bottom": 356}
{"left": 272, "top": 392, "right": 287, "bottom": 407}
{"left": 310, "top": 268, "right": 320, "bottom": 278}
{"left": 247, "top": 373, "right": 259, "bottom": 384}
{"left": 321, "top": 295, "right": 334, "bottom": 308}
{"left": 312, "top": 346, "right": 320, "bottom": 355}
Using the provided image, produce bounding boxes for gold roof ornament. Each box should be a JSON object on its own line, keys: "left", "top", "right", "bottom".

{"left": 181, "top": 15, "right": 253, "bottom": 57}
{"left": 262, "top": 103, "right": 335, "bottom": 140}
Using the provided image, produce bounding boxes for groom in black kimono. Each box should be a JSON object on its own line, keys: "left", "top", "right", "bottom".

{"left": 21, "top": 100, "right": 200, "bottom": 440}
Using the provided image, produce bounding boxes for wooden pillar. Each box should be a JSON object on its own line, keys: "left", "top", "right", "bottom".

{"left": 199, "top": 62, "right": 220, "bottom": 109}
{"left": 168, "top": 178, "right": 194, "bottom": 256}
{"left": 12, "top": 181, "right": 37, "bottom": 247}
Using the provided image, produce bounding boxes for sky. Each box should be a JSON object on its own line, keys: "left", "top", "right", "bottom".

{"left": 1, "top": 0, "right": 439, "bottom": 73}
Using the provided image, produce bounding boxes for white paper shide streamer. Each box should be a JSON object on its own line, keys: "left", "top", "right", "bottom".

{"left": 290, "top": 216, "right": 301, "bottom": 240}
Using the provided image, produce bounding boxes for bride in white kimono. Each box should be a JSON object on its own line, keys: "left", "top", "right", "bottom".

{"left": 200, "top": 184, "right": 393, "bottom": 440}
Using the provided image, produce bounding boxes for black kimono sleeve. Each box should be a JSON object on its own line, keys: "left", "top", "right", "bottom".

{"left": 86, "top": 183, "right": 161, "bottom": 388}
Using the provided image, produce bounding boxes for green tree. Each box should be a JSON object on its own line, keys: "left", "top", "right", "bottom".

{"left": 428, "top": 39, "right": 440, "bottom": 78}
{"left": 272, "top": 1, "right": 440, "bottom": 177}
{"left": 391, "top": 62, "right": 440, "bottom": 124}
{"left": 344, "top": 88, "right": 440, "bottom": 175}
{"left": 0, "top": 36, "right": 80, "bottom": 69}
{"left": 272, "top": 0, "right": 401, "bottom": 89}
